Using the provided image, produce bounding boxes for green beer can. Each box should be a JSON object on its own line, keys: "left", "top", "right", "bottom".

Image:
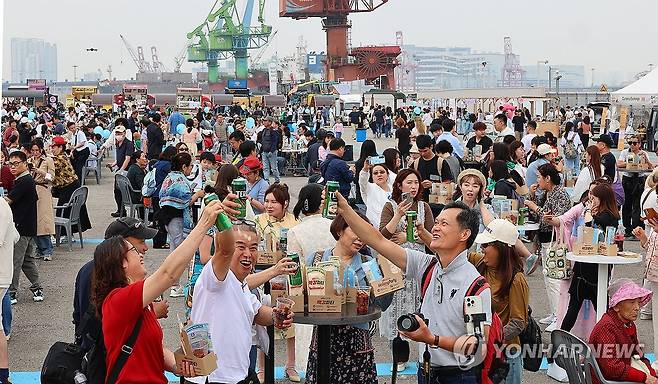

{"left": 518, "top": 207, "right": 528, "bottom": 226}
{"left": 232, "top": 178, "right": 247, "bottom": 219}
{"left": 288, "top": 252, "right": 303, "bottom": 287}
{"left": 203, "top": 193, "right": 233, "bottom": 231}
{"left": 406, "top": 211, "right": 417, "bottom": 242}
{"left": 322, "top": 181, "right": 340, "bottom": 219}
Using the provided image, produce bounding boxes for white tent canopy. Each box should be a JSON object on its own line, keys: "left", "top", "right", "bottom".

{"left": 611, "top": 68, "right": 658, "bottom": 106}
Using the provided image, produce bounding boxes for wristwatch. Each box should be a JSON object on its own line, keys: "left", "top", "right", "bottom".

{"left": 429, "top": 334, "right": 440, "bottom": 349}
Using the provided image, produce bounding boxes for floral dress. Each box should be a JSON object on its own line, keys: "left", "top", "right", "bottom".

{"left": 305, "top": 248, "right": 393, "bottom": 384}
{"left": 378, "top": 200, "right": 423, "bottom": 341}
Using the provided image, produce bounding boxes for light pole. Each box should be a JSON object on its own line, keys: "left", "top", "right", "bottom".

{"left": 555, "top": 71, "right": 562, "bottom": 111}
{"left": 73, "top": 65, "right": 78, "bottom": 82}
{"left": 537, "top": 60, "right": 548, "bottom": 87}
{"left": 481, "top": 61, "right": 487, "bottom": 88}
{"left": 548, "top": 66, "right": 553, "bottom": 92}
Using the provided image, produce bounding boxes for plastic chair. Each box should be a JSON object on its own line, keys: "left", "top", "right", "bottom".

{"left": 551, "top": 329, "right": 636, "bottom": 384}
{"left": 82, "top": 155, "right": 101, "bottom": 185}
{"left": 53, "top": 186, "right": 88, "bottom": 252}
{"left": 115, "top": 174, "right": 144, "bottom": 219}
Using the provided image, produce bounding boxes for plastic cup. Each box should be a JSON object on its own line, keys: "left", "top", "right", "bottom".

{"left": 356, "top": 286, "right": 371, "bottom": 315}
{"left": 191, "top": 339, "right": 208, "bottom": 358}
{"left": 275, "top": 297, "right": 295, "bottom": 328}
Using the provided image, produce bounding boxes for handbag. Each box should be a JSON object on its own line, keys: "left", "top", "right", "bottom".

{"left": 611, "top": 169, "right": 625, "bottom": 206}
{"left": 542, "top": 221, "right": 572, "bottom": 280}
{"left": 42, "top": 313, "right": 143, "bottom": 384}
{"left": 517, "top": 307, "right": 543, "bottom": 372}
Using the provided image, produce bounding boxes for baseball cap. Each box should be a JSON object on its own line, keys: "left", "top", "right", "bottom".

{"left": 592, "top": 134, "right": 614, "bottom": 148}
{"left": 239, "top": 156, "right": 263, "bottom": 175}
{"left": 474, "top": 219, "right": 518, "bottom": 246}
{"left": 51, "top": 136, "right": 67, "bottom": 146}
{"left": 104, "top": 217, "right": 158, "bottom": 240}
{"left": 114, "top": 125, "right": 126, "bottom": 133}
{"left": 20, "top": 117, "right": 29, "bottom": 123}
{"left": 537, "top": 143, "right": 557, "bottom": 156}
{"left": 264, "top": 116, "right": 274, "bottom": 122}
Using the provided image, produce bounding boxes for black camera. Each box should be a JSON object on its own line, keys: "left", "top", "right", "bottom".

{"left": 397, "top": 313, "right": 428, "bottom": 332}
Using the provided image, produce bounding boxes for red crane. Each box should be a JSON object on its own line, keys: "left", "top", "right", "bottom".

{"left": 280, "top": 0, "right": 400, "bottom": 89}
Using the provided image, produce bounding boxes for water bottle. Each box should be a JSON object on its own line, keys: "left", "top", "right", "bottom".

{"left": 73, "top": 370, "right": 87, "bottom": 384}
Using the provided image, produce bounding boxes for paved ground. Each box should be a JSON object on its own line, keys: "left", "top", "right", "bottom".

{"left": 7, "top": 129, "right": 654, "bottom": 384}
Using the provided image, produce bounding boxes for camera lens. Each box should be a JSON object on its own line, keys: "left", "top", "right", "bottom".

{"left": 397, "top": 314, "right": 419, "bottom": 332}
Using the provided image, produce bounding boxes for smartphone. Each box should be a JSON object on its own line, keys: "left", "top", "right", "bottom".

{"left": 401, "top": 192, "right": 413, "bottom": 206}
{"left": 644, "top": 208, "right": 658, "bottom": 221}
{"left": 369, "top": 155, "right": 386, "bottom": 165}
{"left": 464, "top": 295, "right": 484, "bottom": 336}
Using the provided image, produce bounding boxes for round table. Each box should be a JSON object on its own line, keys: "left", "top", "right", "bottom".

{"left": 517, "top": 222, "right": 539, "bottom": 231}
{"left": 566, "top": 253, "right": 641, "bottom": 321}
{"left": 294, "top": 303, "right": 382, "bottom": 384}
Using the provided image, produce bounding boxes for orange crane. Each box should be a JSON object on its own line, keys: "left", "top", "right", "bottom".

{"left": 279, "top": 0, "right": 400, "bottom": 89}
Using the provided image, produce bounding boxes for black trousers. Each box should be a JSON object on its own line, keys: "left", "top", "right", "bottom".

{"left": 560, "top": 283, "right": 597, "bottom": 332}
{"left": 151, "top": 196, "right": 168, "bottom": 248}
{"left": 622, "top": 175, "right": 645, "bottom": 234}
{"left": 71, "top": 147, "right": 90, "bottom": 181}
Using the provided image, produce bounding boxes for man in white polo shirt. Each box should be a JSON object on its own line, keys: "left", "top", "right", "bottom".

{"left": 187, "top": 222, "right": 293, "bottom": 384}
{"left": 335, "top": 194, "right": 492, "bottom": 384}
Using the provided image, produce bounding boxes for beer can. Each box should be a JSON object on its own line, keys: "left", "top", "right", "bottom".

{"left": 406, "top": 211, "right": 417, "bottom": 242}
{"left": 322, "top": 181, "right": 340, "bottom": 219}
{"left": 203, "top": 193, "right": 233, "bottom": 231}
{"left": 231, "top": 178, "right": 247, "bottom": 219}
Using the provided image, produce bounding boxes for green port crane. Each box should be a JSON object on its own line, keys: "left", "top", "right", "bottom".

{"left": 187, "top": 0, "right": 272, "bottom": 84}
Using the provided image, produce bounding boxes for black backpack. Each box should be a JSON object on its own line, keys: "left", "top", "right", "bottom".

{"left": 518, "top": 307, "right": 543, "bottom": 372}
{"left": 41, "top": 304, "right": 143, "bottom": 384}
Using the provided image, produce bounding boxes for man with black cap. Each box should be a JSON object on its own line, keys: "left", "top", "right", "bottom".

{"left": 72, "top": 217, "right": 158, "bottom": 350}
{"left": 593, "top": 134, "right": 617, "bottom": 180}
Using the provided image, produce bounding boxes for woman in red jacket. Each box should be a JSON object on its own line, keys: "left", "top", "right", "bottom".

{"left": 590, "top": 279, "right": 657, "bottom": 384}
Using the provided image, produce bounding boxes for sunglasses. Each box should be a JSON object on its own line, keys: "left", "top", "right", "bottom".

{"left": 372, "top": 170, "right": 387, "bottom": 176}
{"left": 629, "top": 141, "right": 639, "bottom": 145}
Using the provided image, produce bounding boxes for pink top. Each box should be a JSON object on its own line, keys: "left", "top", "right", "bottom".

{"left": 558, "top": 202, "right": 585, "bottom": 250}
{"left": 182, "top": 128, "right": 199, "bottom": 143}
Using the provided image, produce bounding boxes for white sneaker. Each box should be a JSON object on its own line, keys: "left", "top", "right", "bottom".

{"left": 169, "top": 285, "right": 185, "bottom": 298}
{"left": 547, "top": 362, "right": 569, "bottom": 382}
{"left": 539, "top": 313, "right": 556, "bottom": 325}
{"left": 545, "top": 319, "right": 559, "bottom": 333}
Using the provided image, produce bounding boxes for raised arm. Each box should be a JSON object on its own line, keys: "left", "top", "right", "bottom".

{"left": 245, "top": 257, "right": 297, "bottom": 290}
{"left": 335, "top": 192, "right": 409, "bottom": 270}
{"left": 143, "top": 200, "right": 225, "bottom": 307}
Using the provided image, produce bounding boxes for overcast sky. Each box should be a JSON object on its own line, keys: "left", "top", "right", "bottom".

{"left": 2, "top": 0, "right": 657, "bottom": 82}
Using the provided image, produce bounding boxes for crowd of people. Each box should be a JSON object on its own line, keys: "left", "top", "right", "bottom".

{"left": 0, "top": 97, "right": 657, "bottom": 384}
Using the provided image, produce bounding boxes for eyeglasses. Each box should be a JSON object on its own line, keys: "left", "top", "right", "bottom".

{"left": 8, "top": 161, "right": 24, "bottom": 167}
{"left": 232, "top": 218, "right": 257, "bottom": 228}
{"left": 179, "top": 148, "right": 189, "bottom": 152}
{"left": 126, "top": 245, "right": 143, "bottom": 256}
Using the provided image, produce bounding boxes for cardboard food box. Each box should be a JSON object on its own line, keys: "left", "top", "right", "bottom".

{"left": 173, "top": 323, "right": 218, "bottom": 376}
{"left": 257, "top": 233, "right": 283, "bottom": 266}
{"left": 429, "top": 182, "right": 454, "bottom": 205}
{"left": 572, "top": 226, "right": 619, "bottom": 256}
{"left": 368, "top": 256, "right": 404, "bottom": 297}
{"left": 307, "top": 270, "right": 341, "bottom": 313}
